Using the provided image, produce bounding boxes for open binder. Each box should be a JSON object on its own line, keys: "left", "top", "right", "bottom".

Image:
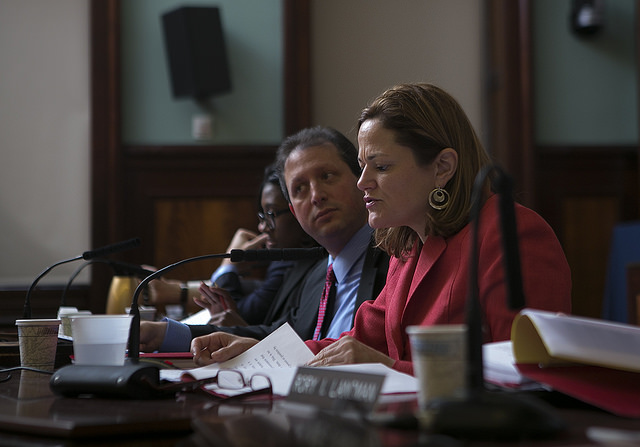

{"left": 511, "top": 309, "right": 640, "bottom": 418}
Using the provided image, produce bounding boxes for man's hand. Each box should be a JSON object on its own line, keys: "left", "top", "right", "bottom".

{"left": 207, "top": 310, "right": 248, "bottom": 327}
{"left": 145, "top": 278, "right": 181, "bottom": 306}
{"left": 139, "top": 321, "right": 168, "bottom": 353}
{"left": 191, "top": 332, "right": 259, "bottom": 366}
{"left": 305, "top": 336, "right": 394, "bottom": 368}
{"left": 195, "top": 283, "right": 238, "bottom": 315}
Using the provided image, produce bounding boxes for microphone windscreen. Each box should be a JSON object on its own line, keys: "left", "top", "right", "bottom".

{"left": 229, "top": 247, "right": 327, "bottom": 262}
{"left": 82, "top": 238, "right": 141, "bottom": 260}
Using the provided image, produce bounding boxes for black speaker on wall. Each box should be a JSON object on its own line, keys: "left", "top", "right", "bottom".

{"left": 161, "top": 6, "right": 231, "bottom": 99}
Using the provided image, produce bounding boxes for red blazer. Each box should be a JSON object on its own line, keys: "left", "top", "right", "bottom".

{"left": 305, "top": 195, "right": 572, "bottom": 375}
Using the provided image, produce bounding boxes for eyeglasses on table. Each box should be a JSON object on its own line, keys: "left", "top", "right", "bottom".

{"left": 142, "top": 369, "right": 273, "bottom": 400}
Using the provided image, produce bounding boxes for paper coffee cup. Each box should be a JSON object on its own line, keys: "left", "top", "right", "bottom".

{"left": 15, "top": 319, "right": 61, "bottom": 372}
{"left": 407, "top": 324, "right": 467, "bottom": 409}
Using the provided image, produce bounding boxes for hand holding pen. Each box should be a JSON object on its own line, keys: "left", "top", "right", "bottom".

{"left": 194, "top": 282, "right": 248, "bottom": 326}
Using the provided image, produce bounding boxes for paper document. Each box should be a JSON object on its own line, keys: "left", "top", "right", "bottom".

{"left": 180, "top": 309, "right": 211, "bottom": 325}
{"left": 483, "top": 341, "right": 525, "bottom": 386}
{"left": 512, "top": 308, "right": 640, "bottom": 372}
{"left": 159, "top": 323, "right": 417, "bottom": 397}
{"left": 215, "top": 321, "right": 314, "bottom": 370}
{"left": 510, "top": 308, "right": 640, "bottom": 418}
{"left": 160, "top": 323, "right": 313, "bottom": 391}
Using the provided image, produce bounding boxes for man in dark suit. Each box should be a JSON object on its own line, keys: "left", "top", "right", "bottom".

{"left": 198, "top": 243, "right": 387, "bottom": 341}
{"left": 139, "top": 127, "right": 389, "bottom": 352}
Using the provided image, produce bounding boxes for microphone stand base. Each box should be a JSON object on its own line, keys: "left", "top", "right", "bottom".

{"left": 425, "top": 390, "right": 566, "bottom": 441}
{"left": 50, "top": 359, "right": 173, "bottom": 400}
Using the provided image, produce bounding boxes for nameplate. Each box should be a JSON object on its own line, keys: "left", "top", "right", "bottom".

{"left": 287, "top": 366, "right": 385, "bottom": 412}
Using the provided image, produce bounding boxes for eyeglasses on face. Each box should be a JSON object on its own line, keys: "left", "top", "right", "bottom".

{"left": 257, "top": 208, "right": 290, "bottom": 230}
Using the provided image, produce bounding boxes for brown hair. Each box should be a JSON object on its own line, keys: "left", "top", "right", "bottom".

{"left": 358, "top": 83, "right": 492, "bottom": 258}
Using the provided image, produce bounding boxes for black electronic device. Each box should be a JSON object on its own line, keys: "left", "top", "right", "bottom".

{"left": 161, "top": 6, "right": 231, "bottom": 99}
{"left": 50, "top": 362, "right": 169, "bottom": 400}
{"left": 570, "top": 0, "right": 604, "bottom": 36}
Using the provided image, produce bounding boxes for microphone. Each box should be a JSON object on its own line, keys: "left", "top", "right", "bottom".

{"left": 23, "top": 238, "right": 141, "bottom": 319}
{"left": 495, "top": 172, "right": 525, "bottom": 310}
{"left": 81, "top": 238, "right": 141, "bottom": 260}
{"left": 465, "top": 165, "right": 525, "bottom": 390}
{"left": 59, "top": 259, "right": 155, "bottom": 307}
{"left": 230, "top": 247, "right": 327, "bottom": 262}
{"left": 128, "top": 247, "right": 327, "bottom": 359}
{"left": 428, "top": 165, "right": 564, "bottom": 440}
{"left": 50, "top": 247, "right": 326, "bottom": 399}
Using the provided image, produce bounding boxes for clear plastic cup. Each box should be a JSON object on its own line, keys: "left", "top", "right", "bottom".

{"left": 70, "top": 314, "right": 133, "bottom": 366}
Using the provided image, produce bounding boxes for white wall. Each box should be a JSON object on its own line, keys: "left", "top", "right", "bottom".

{"left": 310, "top": 0, "right": 485, "bottom": 142}
{"left": 0, "top": 0, "right": 90, "bottom": 285}
{"left": 0, "top": 0, "right": 483, "bottom": 286}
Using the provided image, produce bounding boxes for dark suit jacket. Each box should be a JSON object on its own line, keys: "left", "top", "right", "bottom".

{"left": 215, "top": 260, "right": 294, "bottom": 325}
{"left": 190, "top": 242, "right": 389, "bottom": 341}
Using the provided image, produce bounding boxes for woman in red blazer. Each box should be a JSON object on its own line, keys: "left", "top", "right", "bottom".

{"left": 304, "top": 83, "right": 571, "bottom": 375}
{"left": 191, "top": 83, "right": 571, "bottom": 375}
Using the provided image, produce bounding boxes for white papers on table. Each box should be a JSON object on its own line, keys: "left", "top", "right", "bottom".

{"left": 483, "top": 341, "right": 526, "bottom": 386}
{"left": 159, "top": 322, "right": 418, "bottom": 397}
{"left": 483, "top": 340, "right": 542, "bottom": 390}
{"left": 180, "top": 309, "right": 211, "bottom": 325}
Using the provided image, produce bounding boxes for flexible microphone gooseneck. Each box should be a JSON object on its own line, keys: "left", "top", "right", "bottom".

{"left": 466, "top": 165, "right": 526, "bottom": 390}
{"left": 127, "top": 246, "right": 327, "bottom": 359}
{"left": 429, "top": 165, "right": 565, "bottom": 440}
{"left": 59, "top": 259, "right": 155, "bottom": 307}
{"left": 23, "top": 237, "right": 141, "bottom": 319}
{"left": 50, "top": 247, "right": 326, "bottom": 399}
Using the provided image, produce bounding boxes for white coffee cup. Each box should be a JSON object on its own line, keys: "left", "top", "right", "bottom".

{"left": 70, "top": 314, "right": 133, "bottom": 366}
{"left": 407, "top": 324, "right": 467, "bottom": 410}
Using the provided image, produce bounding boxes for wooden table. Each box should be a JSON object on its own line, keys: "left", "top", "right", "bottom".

{"left": 0, "top": 367, "right": 638, "bottom": 446}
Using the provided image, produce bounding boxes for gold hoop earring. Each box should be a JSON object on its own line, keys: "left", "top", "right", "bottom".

{"left": 429, "top": 187, "right": 450, "bottom": 210}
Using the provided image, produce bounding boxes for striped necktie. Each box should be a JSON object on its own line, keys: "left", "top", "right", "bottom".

{"left": 313, "top": 263, "right": 336, "bottom": 341}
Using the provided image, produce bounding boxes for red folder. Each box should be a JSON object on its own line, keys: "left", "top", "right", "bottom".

{"left": 517, "top": 363, "right": 640, "bottom": 418}
{"left": 511, "top": 309, "right": 640, "bottom": 419}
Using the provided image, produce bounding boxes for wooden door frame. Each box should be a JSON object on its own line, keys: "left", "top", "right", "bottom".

{"left": 89, "top": 0, "right": 311, "bottom": 311}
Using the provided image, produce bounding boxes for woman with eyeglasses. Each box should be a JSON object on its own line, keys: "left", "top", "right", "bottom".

{"left": 145, "top": 163, "right": 316, "bottom": 326}
{"left": 197, "top": 164, "right": 318, "bottom": 326}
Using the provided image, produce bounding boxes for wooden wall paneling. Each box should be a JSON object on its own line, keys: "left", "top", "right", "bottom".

{"left": 120, "top": 145, "right": 275, "bottom": 276}
{"left": 536, "top": 147, "right": 638, "bottom": 235}
{"left": 638, "top": 0, "right": 640, "bottom": 199}
{"left": 536, "top": 146, "right": 638, "bottom": 318}
{"left": 283, "top": 0, "right": 311, "bottom": 135}
{"left": 154, "top": 198, "right": 257, "bottom": 281}
{"left": 0, "top": 288, "right": 89, "bottom": 329}
{"left": 485, "top": 0, "right": 535, "bottom": 208}
{"left": 562, "top": 198, "right": 620, "bottom": 317}
{"left": 87, "top": 0, "right": 312, "bottom": 314}
{"left": 90, "top": 0, "right": 123, "bottom": 313}
{"left": 487, "top": 0, "right": 640, "bottom": 319}
{"left": 626, "top": 262, "right": 640, "bottom": 325}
